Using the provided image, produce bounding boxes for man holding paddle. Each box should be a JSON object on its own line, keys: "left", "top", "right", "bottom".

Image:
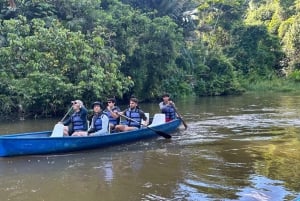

{"left": 159, "top": 93, "right": 188, "bottom": 129}
{"left": 60, "top": 100, "right": 88, "bottom": 136}
{"left": 104, "top": 98, "right": 121, "bottom": 131}
{"left": 115, "top": 97, "right": 148, "bottom": 132}
{"left": 159, "top": 93, "right": 176, "bottom": 122}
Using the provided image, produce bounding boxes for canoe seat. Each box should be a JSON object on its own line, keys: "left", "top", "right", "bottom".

{"left": 149, "top": 113, "right": 165, "bottom": 127}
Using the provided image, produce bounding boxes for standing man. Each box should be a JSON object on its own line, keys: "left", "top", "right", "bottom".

{"left": 159, "top": 93, "right": 177, "bottom": 122}
{"left": 115, "top": 97, "right": 148, "bottom": 132}
{"left": 61, "top": 100, "right": 88, "bottom": 136}
{"left": 104, "top": 98, "right": 121, "bottom": 131}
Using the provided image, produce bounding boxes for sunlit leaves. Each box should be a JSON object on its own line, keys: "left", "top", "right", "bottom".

{"left": 245, "top": 0, "right": 300, "bottom": 71}
{"left": 281, "top": 15, "right": 300, "bottom": 69}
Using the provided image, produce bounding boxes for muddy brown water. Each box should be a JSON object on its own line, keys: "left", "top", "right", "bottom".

{"left": 1, "top": 92, "right": 300, "bottom": 201}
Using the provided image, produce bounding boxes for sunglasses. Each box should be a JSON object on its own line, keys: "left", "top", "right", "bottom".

{"left": 107, "top": 101, "right": 112, "bottom": 103}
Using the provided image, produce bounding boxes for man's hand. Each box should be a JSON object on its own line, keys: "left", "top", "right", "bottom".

{"left": 169, "top": 101, "right": 174, "bottom": 106}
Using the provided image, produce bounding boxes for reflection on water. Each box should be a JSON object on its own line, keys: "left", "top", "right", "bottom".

{"left": 1, "top": 92, "right": 300, "bottom": 200}
{"left": 237, "top": 175, "right": 292, "bottom": 201}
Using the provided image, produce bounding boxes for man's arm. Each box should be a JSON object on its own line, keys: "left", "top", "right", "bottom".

{"left": 140, "top": 111, "right": 147, "bottom": 121}
{"left": 140, "top": 110, "right": 148, "bottom": 126}
{"left": 109, "top": 107, "right": 121, "bottom": 118}
{"left": 159, "top": 102, "right": 165, "bottom": 110}
{"left": 62, "top": 117, "right": 71, "bottom": 126}
{"left": 80, "top": 107, "right": 88, "bottom": 119}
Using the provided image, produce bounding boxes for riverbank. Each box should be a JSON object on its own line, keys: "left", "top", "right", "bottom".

{"left": 1, "top": 77, "right": 299, "bottom": 121}
{"left": 241, "top": 77, "right": 300, "bottom": 92}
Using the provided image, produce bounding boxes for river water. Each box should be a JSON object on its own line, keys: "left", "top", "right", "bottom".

{"left": 0, "top": 92, "right": 300, "bottom": 201}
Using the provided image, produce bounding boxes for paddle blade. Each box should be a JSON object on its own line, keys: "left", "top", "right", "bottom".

{"left": 157, "top": 131, "right": 172, "bottom": 139}
{"left": 179, "top": 117, "right": 188, "bottom": 130}
{"left": 175, "top": 110, "right": 188, "bottom": 130}
{"left": 50, "top": 124, "right": 64, "bottom": 137}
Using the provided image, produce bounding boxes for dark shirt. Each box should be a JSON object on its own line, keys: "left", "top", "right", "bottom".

{"left": 63, "top": 107, "right": 88, "bottom": 131}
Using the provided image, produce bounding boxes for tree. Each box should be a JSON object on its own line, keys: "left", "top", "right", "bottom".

{"left": 95, "top": 1, "right": 191, "bottom": 100}
{"left": 0, "top": 16, "right": 132, "bottom": 117}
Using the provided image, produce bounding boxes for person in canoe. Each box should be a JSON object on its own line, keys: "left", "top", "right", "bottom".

{"left": 103, "top": 98, "right": 121, "bottom": 132}
{"left": 60, "top": 100, "right": 88, "bottom": 136}
{"left": 115, "top": 97, "right": 148, "bottom": 132}
{"left": 159, "top": 93, "right": 177, "bottom": 122}
{"left": 88, "top": 101, "right": 110, "bottom": 136}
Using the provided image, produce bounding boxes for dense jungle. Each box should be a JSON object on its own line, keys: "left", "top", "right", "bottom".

{"left": 0, "top": 0, "right": 299, "bottom": 118}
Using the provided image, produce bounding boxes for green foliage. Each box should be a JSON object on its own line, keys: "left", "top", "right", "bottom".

{"left": 194, "top": 0, "right": 284, "bottom": 87}
{"left": 281, "top": 14, "right": 300, "bottom": 70}
{"left": 190, "top": 41, "right": 244, "bottom": 96}
{"left": 288, "top": 70, "right": 300, "bottom": 82}
{"left": 1, "top": 0, "right": 300, "bottom": 118}
{"left": 121, "top": 0, "right": 198, "bottom": 19}
{"left": 233, "top": 25, "right": 284, "bottom": 75}
{"left": 0, "top": 16, "right": 132, "bottom": 117}
{"left": 245, "top": 0, "right": 300, "bottom": 72}
{"left": 241, "top": 75, "right": 300, "bottom": 92}
{"left": 95, "top": 2, "right": 189, "bottom": 100}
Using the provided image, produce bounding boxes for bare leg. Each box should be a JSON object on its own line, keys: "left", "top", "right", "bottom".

{"left": 123, "top": 126, "right": 138, "bottom": 132}
{"left": 109, "top": 123, "right": 115, "bottom": 132}
{"left": 72, "top": 131, "right": 88, "bottom": 136}
{"left": 114, "top": 125, "right": 126, "bottom": 132}
{"left": 115, "top": 125, "right": 138, "bottom": 132}
{"left": 63, "top": 126, "right": 69, "bottom": 136}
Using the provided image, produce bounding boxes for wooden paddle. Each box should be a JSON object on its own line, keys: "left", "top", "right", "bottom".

{"left": 50, "top": 107, "right": 73, "bottom": 137}
{"left": 167, "top": 100, "right": 188, "bottom": 130}
{"left": 118, "top": 113, "right": 172, "bottom": 139}
{"left": 174, "top": 108, "right": 188, "bottom": 130}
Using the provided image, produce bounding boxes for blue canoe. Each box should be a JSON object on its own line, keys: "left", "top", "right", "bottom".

{"left": 0, "top": 118, "right": 181, "bottom": 157}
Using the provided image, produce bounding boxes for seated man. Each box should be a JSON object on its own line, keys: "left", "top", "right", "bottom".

{"left": 104, "top": 98, "right": 121, "bottom": 131}
{"left": 115, "top": 97, "right": 148, "bottom": 132}
{"left": 61, "top": 100, "right": 88, "bottom": 136}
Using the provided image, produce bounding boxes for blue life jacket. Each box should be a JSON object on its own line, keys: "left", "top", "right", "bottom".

{"left": 161, "top": 105, "right": 176, "bottom": 121}
{"left": 71, "top": 112, "right": 87, "bottom": 131}
{"left": 125, "top": 108, "right": 142, "bottom": 128}
{"left": 105, "top": 106, "right": 120, "bottom": 126}
{"left": 93, "top": 112, "right": 108, "bottom": 131}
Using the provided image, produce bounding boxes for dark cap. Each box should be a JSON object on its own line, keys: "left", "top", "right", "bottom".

{"left": 162, "top": 93, "right": 170, "bottom": 98}
{"left": 92, "top": 101, "right": 104, "bottom": 109}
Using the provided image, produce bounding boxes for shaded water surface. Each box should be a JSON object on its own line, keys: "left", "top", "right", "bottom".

{"left": 1, "top": 92, "right": 300, "bottom": 201}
